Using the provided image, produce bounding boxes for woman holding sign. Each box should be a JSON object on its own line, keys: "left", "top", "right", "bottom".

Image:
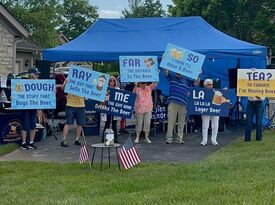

{"left": 101, "top": 76, "right": 120, "bottom": 143}
{"left": 133, "top": 82, "right": 157, "bottom": 143}
{"left": 201, "top": 79, "right": 220, "bottom": 146}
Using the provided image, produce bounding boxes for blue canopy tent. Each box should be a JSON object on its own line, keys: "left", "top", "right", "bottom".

{"left": 43, "top": 16, "right": 268, "bottom": 124}
{"left": 43, "top": 16, "right": 267, "bottom": 88}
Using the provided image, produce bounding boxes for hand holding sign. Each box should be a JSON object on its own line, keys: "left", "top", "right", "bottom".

{"left": 160, "top": 43, "right": 206, "bottom": 80}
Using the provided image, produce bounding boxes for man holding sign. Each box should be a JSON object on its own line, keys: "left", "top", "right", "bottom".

{"left": 164, "top": 69, "right": 201, "bottom": 144}
{"left": 20, "top": 68, "right": 41, "bottom": 150}
{"left": 160, "top": 43, "right": 205, "bottom": 144}
{"left": 238, "top": 68, "right": 267, "bottom": 142}
{"left": 61, "top": 78, "right": 85, "bottom": 147}
{"left": 245, "top": 96, "right": 264, "bottom": 142}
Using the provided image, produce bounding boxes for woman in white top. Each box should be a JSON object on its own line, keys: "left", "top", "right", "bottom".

{"left": 201, "top": 79, "right": 220, "bottom": 146}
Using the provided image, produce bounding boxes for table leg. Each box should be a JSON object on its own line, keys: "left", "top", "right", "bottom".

{"left": 108, "top": 148, "right": 111, "bottom": 168}
{"left": 115, "top": 147, "right": 121, "bottom": 170}
{"left": 100, "top": 147, "right": 103, "bottom": 172}
{"left": 91, "top": 147, "right": 96, "bottom": 168}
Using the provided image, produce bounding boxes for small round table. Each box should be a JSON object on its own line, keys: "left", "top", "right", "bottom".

{"left": 90, "top": 143, "right": 121, "bottom": 171}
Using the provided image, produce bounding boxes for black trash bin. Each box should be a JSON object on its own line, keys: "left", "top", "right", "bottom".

{"left": 83, "top": 111, "right": 100, "bottom": 135}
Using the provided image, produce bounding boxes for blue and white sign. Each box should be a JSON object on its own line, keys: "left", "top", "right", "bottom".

{"left": 11, "top": 79, "right": 56, "bottom": 109}
{"left": 160, "top": 43, "right": 205, "bottom": 80}
{"left": 152, "top": 106, "right": 167, "bottom": 121}
{"left": 119, "top": 56, "right": 159, "bottom": 82}
{"left": 85, "top": 87, "right": 136, "bottom": 119}
{"left": 65, "top": 65, "right": 110, "bottom": 102}
{"left": 187, "top": 87, "right": 230, "bottom": 117}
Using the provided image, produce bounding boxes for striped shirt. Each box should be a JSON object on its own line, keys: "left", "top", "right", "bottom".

{"left": 167, "top": 74, "right": 193, "bottom": 106}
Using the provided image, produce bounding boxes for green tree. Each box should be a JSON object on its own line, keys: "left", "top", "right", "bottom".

{"left": 122, "top": 0, "right": 165, "bottom": 18}
{"left": 143, "top": 0, "right": 166, "bottom": 17}
{"left": 58, "top": 0, "right": 98, "bottom": 40}
{"left": 2, "top": 0, "right": 62, "bottom": 48}
{"left": 169, "top": 0, "right": 275, "bottom": 46}
{"left": 122, "top": 0, "right": 144, "bottom": 18}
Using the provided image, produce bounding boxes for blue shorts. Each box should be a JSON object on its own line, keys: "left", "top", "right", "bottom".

{"left": 65, "top": 106, "right": 86, "bottom": 126}
{"left": 21, "top": 110, "right": 37, "bottom": 130}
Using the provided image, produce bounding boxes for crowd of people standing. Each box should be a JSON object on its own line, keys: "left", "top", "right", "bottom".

{"left": 18, "top": 67, "right": 266, "bottom": 150}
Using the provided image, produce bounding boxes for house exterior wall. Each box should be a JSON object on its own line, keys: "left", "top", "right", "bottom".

{"left": 0, "top": 21, "right": 15, "bottom": 75}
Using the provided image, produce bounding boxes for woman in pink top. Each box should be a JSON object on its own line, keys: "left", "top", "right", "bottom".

{"left": 133, "top": 82, "right": 157, "bottom": 143}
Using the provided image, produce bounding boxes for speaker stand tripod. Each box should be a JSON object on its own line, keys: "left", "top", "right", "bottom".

{"left": 230, "top": 96, "right": 244, "bottom": 127}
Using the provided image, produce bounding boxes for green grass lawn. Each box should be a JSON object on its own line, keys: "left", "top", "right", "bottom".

{"left": 0, "top": 143, "right": 19, "bottom": 156}
{"left": 0, "top": 131, "right": 274, "bottom": 205}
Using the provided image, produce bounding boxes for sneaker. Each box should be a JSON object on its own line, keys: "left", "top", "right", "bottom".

{"left": 21, "top": 143, "right": 28, "bottom": 150}
{"left": 165, "top": 139, "right": 172, "bottom": 144}
{"left": 28, "top": 143, "right": 37, "bottom": 149}
{"left": 212, "top": 141, "right": 219, "bottom": 146}
{"left": 177, "top": 139, "right": 184, "bottom": 144}
{"left": 74, "top": 139, "right": 81, "bottom": 146}
{"left": 61, "top": 140, "right": 69, "bottom": 147}
{"left": 144, "top": 138, "right": 152, "bottom": 143}
{"left": 134, "top": 139, "right": 139, "bottom": 143}
{"left": 200, "top": 141, "right": 207, "bottom": 146}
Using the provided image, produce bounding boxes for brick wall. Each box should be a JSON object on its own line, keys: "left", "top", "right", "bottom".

{"left": 0, "top": 22, "right": 15, "bottom": 75}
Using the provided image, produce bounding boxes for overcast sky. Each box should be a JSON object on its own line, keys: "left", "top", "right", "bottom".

{"left": 90, "top": 0, "right": 173, "bottom": 18}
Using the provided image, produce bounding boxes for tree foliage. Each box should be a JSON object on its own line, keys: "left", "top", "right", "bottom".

{"left": 2, "top": 0, "right": 62, "bottom": 48}
{"left": 58, "top": 0, "right": 98, "bottom": 40}
{"left": 169, "top": 0, "right": 275, "bottom": 47}
{"left": 122, "top": 0, "right": 166, "bottom": 18}
{"left": 2, "top": 0, "right": 98, "bottom": 48}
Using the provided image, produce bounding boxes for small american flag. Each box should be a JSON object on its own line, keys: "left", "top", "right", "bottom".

{"left": 79, "top": 144, "right": 89, "bottom": 164}
{"left": 119, "top": 137, "right": 141, "bottom": 170}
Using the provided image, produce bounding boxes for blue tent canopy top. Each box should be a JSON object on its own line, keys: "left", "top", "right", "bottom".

{"left": 43, "top": 16, "right": 269, "bottom": 125}
{"left": 43, "top": 16, "right": 267, "bottom": 62}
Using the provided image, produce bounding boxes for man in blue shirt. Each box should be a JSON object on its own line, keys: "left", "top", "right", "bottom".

{"left": 164, "top": 69, "right": 201, "bottom": 144}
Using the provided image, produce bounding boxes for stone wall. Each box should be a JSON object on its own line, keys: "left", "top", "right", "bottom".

{"left": 0, "top": 22, "right": 15, "bottom": 76}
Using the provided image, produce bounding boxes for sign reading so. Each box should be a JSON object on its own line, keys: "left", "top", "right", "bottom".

{"left": 160, "top": 43, "right": 205, "bottom": 80}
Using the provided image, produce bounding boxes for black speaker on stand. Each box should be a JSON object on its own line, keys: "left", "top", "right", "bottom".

{"left": 35, "top": 60, "right": 51, "bottom": 79}
{"left": 35, "top": 60, "right": 57, "bottom": 139}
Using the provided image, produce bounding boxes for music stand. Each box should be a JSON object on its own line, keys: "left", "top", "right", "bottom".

{"left": 231, "top": 95, "right": 244, "bottom": 121}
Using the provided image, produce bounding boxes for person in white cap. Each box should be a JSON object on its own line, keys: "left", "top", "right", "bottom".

{"left": 201, "top": 78, "right": 220, "bottom": 146}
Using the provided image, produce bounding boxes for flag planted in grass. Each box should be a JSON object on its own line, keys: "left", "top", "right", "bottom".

{"left": 119, "top": 136, "right": 141, "bottom": 170}
{"left": 79, "top": 145, "right": 89, "bottom": 164}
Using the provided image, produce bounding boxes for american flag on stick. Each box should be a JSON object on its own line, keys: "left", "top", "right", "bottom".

{"left": 119, "top": 136, "right": 141, "bottom": 170}
{"left": 79, "top": 144, "right": 89, "bottom": 164}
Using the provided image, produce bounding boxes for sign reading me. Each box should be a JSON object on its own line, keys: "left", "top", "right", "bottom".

{"left": 160, "top": 43, "right": 205, "bottom": 80}
{"left": 237, "top": 69, "right": 275, "bottom": 97}
{"left": 11, "top": 79, "right": 56, "bottom": 109}
{"left": 85, "top": 88, "right": 136, "bottom": 119}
